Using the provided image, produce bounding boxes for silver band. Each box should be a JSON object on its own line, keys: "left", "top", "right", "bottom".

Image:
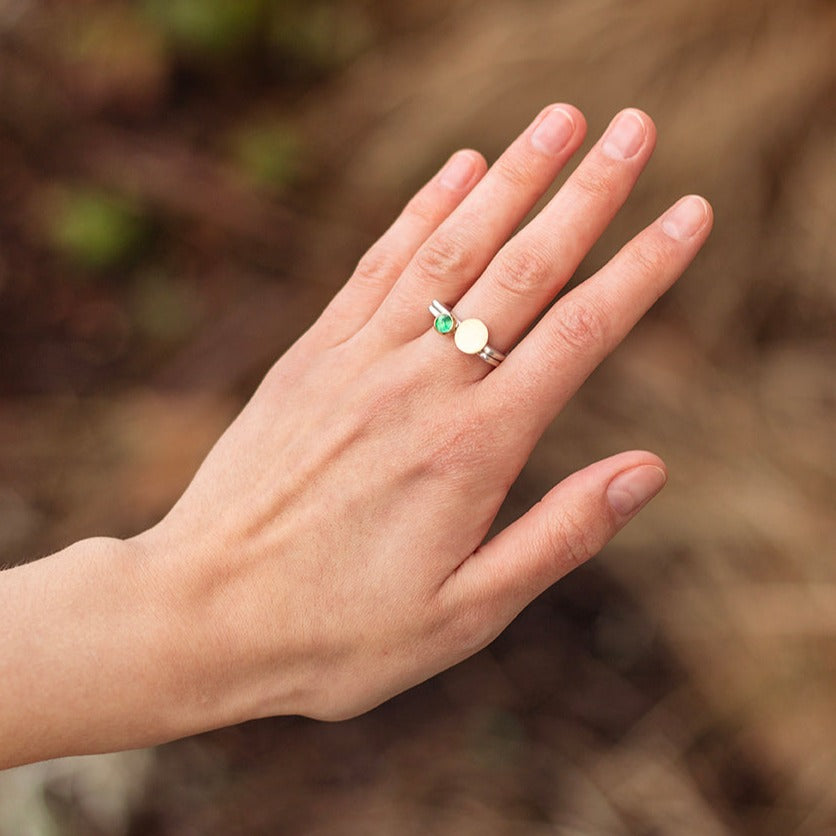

{"left": 478, "top": 344, "right": 506, "bottom": 366}
{"left": 428, "top": 299, "right": 450, "bottom": 320}
{"left": 428, "top": 300, "right": 507, "bottom": 367}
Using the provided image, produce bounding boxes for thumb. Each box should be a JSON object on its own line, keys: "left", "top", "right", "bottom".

{"left": 444, "top": 451, "right": 667, "bottom": 618}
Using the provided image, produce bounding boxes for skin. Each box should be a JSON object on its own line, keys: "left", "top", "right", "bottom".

{"left": 0, "top": 105, "right": 712, "bottom": 769}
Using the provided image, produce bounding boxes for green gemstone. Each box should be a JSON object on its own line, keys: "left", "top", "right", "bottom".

{"left": 434, "top": 314, "right": 454, "bottom": 334}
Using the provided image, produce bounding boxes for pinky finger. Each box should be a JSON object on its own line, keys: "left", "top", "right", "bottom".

{"left": 315, "top": 150, "right": 487, "bottom": 346}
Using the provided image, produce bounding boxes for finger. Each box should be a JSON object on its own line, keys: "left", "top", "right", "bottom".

{"left": 315, "top": 150, "right": 487, "bottom": 346}
{"left": 454, "top": 109, "right": 656, "bottom": 357}
{"left": 440, "top": 452, "right": 667, "bottom": 632}
{"left": 370, "top": 104, "right": 587, "bottom": 341}
{"left": 484, "top": 194, "right": 713, "bottom": 444}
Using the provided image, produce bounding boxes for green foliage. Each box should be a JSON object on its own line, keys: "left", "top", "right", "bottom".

{"left": 268, "top": 1, "right": 373, "bottom": 72}
{"left": 140, "top": 0, "right": 372, "bottom": 72}
{"left": 231, "top": 120, "right": 302, "bottom": 192}
{"left": 131, "top": 272, "right": 201, "bottom": 343}
{"left": 142, "top": 0, "right": 267, "bottom": 56}
{"left": 47, "top": 189, "right": 150, "bottom": 272}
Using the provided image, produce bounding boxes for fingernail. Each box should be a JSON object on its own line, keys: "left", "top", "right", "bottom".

{"left": 661, "top": 195, "right": 710, "bottom": 241}
{"left": 606, "top": 465, "right": 667, "bottom": 517}
{"left": 531, "top": 107, "right": 576, "bottom": 155}
{"left": 440, "top": 151, "right": 477, "bottom": 190}
{"left": 601, "top": 110, "right": 647, "bottom": 160}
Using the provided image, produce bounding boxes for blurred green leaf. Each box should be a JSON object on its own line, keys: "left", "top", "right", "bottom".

{"left": 47, "top": 189, "right": 150, "bottom": 271}
{"left": 468, "top": 707, "right": 527, "bottom": 770}
{"left": 269, "top": 1, "right": 373, "bottom": 72}
{"left": 231, "top": 120, "right": 302, "bottom": 192}
{"left": 142, "top": 0, "right": 267, "bottom": 56}
{"left": 131, "top": 272, "right": 201, "bottom": 343}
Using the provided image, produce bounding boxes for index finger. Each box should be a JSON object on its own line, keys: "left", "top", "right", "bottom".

{"left": 481, "top": 194, "right": 713, "bottom": 445}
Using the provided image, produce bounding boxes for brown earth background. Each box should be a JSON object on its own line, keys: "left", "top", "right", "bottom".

{"left": 1, "top": 0, "right": 835, "bottom": 833}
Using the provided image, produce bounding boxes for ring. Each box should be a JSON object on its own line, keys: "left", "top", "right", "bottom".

{"left": 428, "top": 300, "right": 507, "bottom": 367}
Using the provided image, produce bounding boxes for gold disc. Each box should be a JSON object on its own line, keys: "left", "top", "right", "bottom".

{"left": 454, "top": 318, "right": 489, "bottom": 354}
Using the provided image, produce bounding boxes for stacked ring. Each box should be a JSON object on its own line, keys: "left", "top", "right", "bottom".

{"left": 428, "top": 300, "right": 507, "bottom": 368}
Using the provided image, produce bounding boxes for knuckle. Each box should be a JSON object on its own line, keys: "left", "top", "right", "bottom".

{"left": 404, "top": 190, "right": 443, "bottom": 227}
{"left": 443, "top": 602, "right": 494, "bottom": 657}
{"left": 546, "top": 510, "right": 597, "bottom": 572}
{"left": 572, "top": 160, "right": 621, "bottom": 206}
{"left": 413, "top": 230, "right": 473, "bottom": 279}
{"left": 496, "top": 155, "right": 539, "bottom": 191}
{"left": 549, "top": 297, "right": 609, "bottom": 356}
{"left": 492, "top": 245, "right": 551, "bottom": 300}
{"left": 627, "top": 237, "right": 669, "bottom": 278}
{"left": 354, "top": 246, "right": 397, "bottom": 284}
{"left": 401, "top": 192, "right": 438, "bottom": 226}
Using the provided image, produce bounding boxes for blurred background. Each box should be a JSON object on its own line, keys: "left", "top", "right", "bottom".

{"left": 1, "top": 0, "right": 834, "bottom": 833}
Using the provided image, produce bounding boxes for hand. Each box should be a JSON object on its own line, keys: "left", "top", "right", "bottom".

{"left": 135, "top": 104, "right": 712, "bottom": 731}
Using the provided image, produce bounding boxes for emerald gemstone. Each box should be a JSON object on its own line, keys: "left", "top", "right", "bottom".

{"left": 434, "top": 314, "right": 454, "bottom": 334}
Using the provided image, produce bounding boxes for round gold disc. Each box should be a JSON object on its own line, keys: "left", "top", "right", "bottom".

{"left": 454, "top": 318, "right": 490, "bottom": 354}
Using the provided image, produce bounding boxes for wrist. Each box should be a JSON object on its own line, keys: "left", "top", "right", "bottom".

{"left": 129, "top": 520, "right": 309, "bottom": 738}
{"left": 1, "top": 536, "right": 193, "bottom": 766}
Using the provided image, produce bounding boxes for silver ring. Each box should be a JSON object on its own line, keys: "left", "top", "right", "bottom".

{"left": 428, "top": 300, "right": 507, "bottom": 367}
